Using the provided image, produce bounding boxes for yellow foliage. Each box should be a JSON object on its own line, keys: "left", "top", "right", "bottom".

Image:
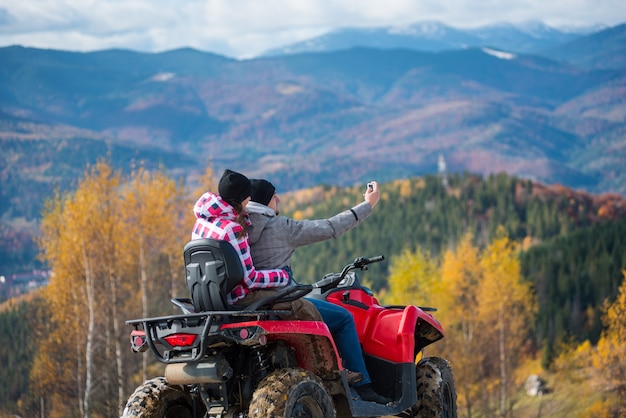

{"left": 582, "top": 399, "right": 616, "bottom": 418}
{"left": 553, "top": 340, "right": 593, "bottom": 376}
{"left": 399, "top": 179, "right": 412, "bottom": 199}
{"left": 602, "top": 269, "right": 626, "bottom": 340}
{"left": 575, "top": 339, "right": 593, "bottom": 357}
{"left": 384, "top": 247, "right": 441, "bottom": 306}
{"left": 35, "top": 161, "right": 189, "bottom": 415}
{"left": 184, "top": 161, "right": 217, "bottom": 201}
{"left": 35, "top": 160, "right": 127, "bottom": 414}
{"left": 590, "top": 270, "right": 626, "bottom": 403}
{"left": 554, "top": 337, "right": 624, "bottom": 416}
{"left": 520, "top": 235, "right": 539, "bottom": 251}
{"left": 195, "top": 164, "right": 217, "bottom": 196}
{"left": 440, "top": 232, "right": 481, "bottom": 328}
{"left": 280, "top": 186, "right": 329, "bottom": 217}
{"left": 384, "top": 233, "right": 547, "bottom": 416}
{"left": 478, "top": 227, "right": 536, "bottom": 328}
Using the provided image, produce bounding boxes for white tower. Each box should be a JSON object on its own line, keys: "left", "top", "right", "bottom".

{"left": 438, "top": 154, "right": 448, "bottom": 187}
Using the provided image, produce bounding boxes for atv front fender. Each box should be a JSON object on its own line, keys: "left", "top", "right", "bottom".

{"left": 326, "top": 289, "right": 445, "bottom": 363}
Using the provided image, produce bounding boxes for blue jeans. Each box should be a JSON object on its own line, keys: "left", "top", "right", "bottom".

{"left": 306, "top": 297, "right": 371, "bottom": 385}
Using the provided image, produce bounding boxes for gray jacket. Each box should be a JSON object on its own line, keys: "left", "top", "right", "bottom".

{"left": 246, "top": 200, "right": 373, "bottom": 270}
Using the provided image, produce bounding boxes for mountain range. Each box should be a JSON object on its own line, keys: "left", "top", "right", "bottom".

{"left": 1, "top": 20, "right": 626, "bottom": 275}
{"left": 262, "top": 21, "right": 605, "bottom": 58}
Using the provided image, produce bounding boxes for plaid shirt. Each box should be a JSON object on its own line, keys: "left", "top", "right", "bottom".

{"left": 191, "top": 192, "right": 289, "bottom": 304}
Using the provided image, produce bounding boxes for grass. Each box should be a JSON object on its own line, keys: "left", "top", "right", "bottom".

{"left": 511, "top": 368, "right": 619, "bottom": 418}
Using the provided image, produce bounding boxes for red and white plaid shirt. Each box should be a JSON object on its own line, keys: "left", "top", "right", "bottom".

{"left": 191, "top": 192, "right": 289, "bottom": 304}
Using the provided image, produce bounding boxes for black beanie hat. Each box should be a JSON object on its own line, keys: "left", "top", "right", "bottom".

{"left": 250, "top": 179, "right": 276, "bottom": 206}
{"left": 218, "top": 169, "right": 252, "bottom": 206}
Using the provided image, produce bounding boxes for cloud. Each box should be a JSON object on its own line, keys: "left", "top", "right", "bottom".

{"left": 0, "top": 7, "right": 14, "bottom": 25}
{"left": 0, "top": 0, "right": 624, "bottom": 58}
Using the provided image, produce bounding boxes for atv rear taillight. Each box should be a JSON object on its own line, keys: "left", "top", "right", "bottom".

{"left": 163, "top": 333, "right": 198, "bottom": 347}
{"left": 130, "top": 329, "right": 148, "bottom": 353}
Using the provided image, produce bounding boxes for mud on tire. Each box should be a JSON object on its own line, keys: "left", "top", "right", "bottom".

{"left": 121, "top": 376, "right": 202, "bottom": 418}
{"left": 413, "top": 357, "right": 457, "bottom": 418}
{"left": 248, "top": 368, "right": 335, "bottom": 418}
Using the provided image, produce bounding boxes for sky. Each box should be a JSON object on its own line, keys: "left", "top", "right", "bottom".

{"left": 0, "top": 0, "right": 625, "bottom": 59}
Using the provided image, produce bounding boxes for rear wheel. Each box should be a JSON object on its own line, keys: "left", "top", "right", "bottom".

{"left": 248, "top": 368, "right": 335, "bottom": 418}
{"left": 121, "top": 377, "right": 202, "bottom": 418}
{"left": 412, "top": 357, "right": 457, "bottom": 418}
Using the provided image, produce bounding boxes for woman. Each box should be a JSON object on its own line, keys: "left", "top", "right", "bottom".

{"left": 191, "top": 169, "right": 321, "bottom": 320}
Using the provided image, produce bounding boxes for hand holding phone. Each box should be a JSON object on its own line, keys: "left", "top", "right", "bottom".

{"left": 364, "top": 181, "right": 379, "bottom": 208}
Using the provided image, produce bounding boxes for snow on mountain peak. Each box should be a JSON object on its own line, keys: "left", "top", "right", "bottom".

{"left": 150, "top": 72, "right": 175, "bottom": 82}
{"left": 482, "top": 47, "right": 516, "bottom": 60}
{"left": 388, "top": 21, "right": 450, "bottom": 38}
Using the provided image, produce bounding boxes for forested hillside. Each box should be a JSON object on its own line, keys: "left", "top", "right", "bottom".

{"left": 0, "top": 296, "right": 40, "bottom": 413}
{"left": 287, "top": 172, "right": 626, "bottom": 359}
{"left": 288, "top": 172, "right": 624, "bottom": 286}
{"left": 521, "top": 220, "right": 626, "bottom": 360}
{"left": 1, "top": 166, "right": 625, "bottom": 416}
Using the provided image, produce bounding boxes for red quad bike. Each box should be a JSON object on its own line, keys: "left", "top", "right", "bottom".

{"left": 122, "top": 238, "right": 457, "bottom": 417}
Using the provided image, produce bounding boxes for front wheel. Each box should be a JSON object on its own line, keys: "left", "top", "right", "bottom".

{"left": 248, "top": 368, "right": 335, "bottom": 418}
{"left": 412, "top": 357, "right": 457, "bottom": 418}
{"left": 121, "top": 377, "right": 203, "bottom": 418}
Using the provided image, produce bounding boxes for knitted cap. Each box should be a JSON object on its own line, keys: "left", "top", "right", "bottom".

{"left": 218, "top": 169, "right": 252, "bottom": 206}
{"left": 250, "top": 179, "right": 276, "bottom": 206}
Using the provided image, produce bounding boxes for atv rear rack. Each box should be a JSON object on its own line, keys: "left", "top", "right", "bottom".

{"left": 127, "top": 309, "right": 291, "bottom": 364}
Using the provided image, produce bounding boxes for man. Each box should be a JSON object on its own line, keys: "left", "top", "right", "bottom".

{"left": 246, "top": 180, "right": 377, "bottom": 270}
{"left": 246, "top": 179, "right": 391, "bottom": 404}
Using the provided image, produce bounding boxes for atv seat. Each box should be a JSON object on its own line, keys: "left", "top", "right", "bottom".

{"left": 184, "top": 238, "right": 244, "bottom": 312}
{"left": 184, "top": 239, "right": 312, "bottom": 313}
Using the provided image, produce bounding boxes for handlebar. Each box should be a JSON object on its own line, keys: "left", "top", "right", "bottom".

{"left": 352, "top": 255, "right": 384, "bottom": 269}
{"left": 313, "top": 255, "right": 385, "bottom": 292}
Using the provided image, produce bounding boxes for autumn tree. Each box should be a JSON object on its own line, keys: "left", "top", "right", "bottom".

{"left": 552, "top": 271, "right": 626, "bottom": 417}
{"left": 385, "top": 227, "right": 537, "bottom": 418}
{"left": 477, "top": 227, "right": 536, "bottom": 417}
{"left": 439, "top": 232, "right": 483, "bottom": 418}
{"left": 37, "top": 161, "right": 124, "bottom": 417}
{"left": 193, "top": 163, "right": 218, "bottom": 198}
{"left": 119, "top": 166, "right": 188, "bottom": 385}
{"left": 591, "top": 270, "right": 626, "bottom": 412}
{"left": 36, "top": 161, "right": 189, "bottom": 417}
{"left": 384, "top": 247, "right": 442, "bottom": 308}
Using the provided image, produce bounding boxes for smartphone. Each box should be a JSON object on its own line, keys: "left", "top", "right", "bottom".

{"left": 367, "top": 182, "right": 374, "bottom": 191}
